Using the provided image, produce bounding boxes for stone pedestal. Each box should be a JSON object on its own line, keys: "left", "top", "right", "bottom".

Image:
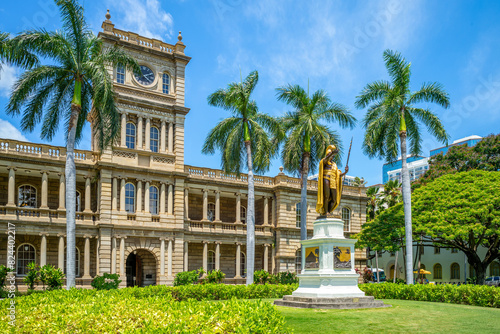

{"left": 275, "top": 217, "right": 391, "bottom": 309}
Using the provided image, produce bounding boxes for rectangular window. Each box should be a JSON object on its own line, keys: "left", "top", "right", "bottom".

{"left": 295, "top": 203, "right": 301, "bottom": 228}
{"left": 434, "top": 247, "right": 440, "bottom": 254}
{"left": 342, "top": 208, "right": 351, "bottom": 232}
{"left": 451, "top": 248, "right": 458, "bottom": 253}
{"left": 117, "top": 63, "right": 125, "bottom": 84}
{"left": 162, "top": 73, "right": 170, "bottom": 94}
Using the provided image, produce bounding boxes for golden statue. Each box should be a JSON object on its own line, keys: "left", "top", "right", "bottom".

{"left": 316, "top": 144, "right": 349, "bottom": 216}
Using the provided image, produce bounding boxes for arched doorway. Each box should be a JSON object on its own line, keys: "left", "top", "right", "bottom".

{"left": 126, "top": 249, "right": 157, "bottom": 287}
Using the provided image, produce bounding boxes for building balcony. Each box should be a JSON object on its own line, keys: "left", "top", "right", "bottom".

{"left": 185, "top": 219, "right": 273, "bottom": 237}
{"left": 0, "top": 205, "right": 99, "bottom": 224}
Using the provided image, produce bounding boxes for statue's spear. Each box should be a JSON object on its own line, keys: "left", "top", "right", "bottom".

{"left": 345, "top": 137, "right": 353, "bottom": 170}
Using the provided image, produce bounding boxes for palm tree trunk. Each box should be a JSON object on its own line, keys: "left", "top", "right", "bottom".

{"left": 300, "top": 152, "right": 310, "bottom": 243}
{"left": 65, "top": 102, "right": 79, "bottom": 289}
{"left": 400, "top": 131, "right": 413, "bottom": 285}
{"left": 393, "top": 250, "right": 399, "bottom": 283}
{"left": 244, "top": 141, "right": 255, "bottom": 285}
{"left": 375, "top": 250, "right": 380, "bottom": 283}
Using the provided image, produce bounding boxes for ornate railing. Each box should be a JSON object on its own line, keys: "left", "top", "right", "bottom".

{"left": 107, "top": 28, "right": 175, "bottom": 54}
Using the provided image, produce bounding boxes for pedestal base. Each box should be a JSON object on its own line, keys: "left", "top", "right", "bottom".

{"left": 274, "top": 296, "right": 391, "bottom": 309}
{"left": 292, "top": 273, "right": 365, "bottom": 298}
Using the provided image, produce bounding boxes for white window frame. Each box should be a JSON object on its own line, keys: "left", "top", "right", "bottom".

{"left": 150, "top": 126, "right": 159, "bottom": 153}
{"left": 295, "top": 203, "right": 301, "bottom": 228}
{"left": 125, "top": 122, "right": 136, "bottom": 149}
{"left": 149, "top": 185, "right": 159, "bottom": 215}
{"left": 208, "top": 250, "right": 216, "bottom": 272}
{"left": 116, "top": 63, "right": 125, "bottom": 84}
{"left": 162, "top": 73, "right": 170, "bottom": 94}
{"left": 18, "top": 184, "right": 37, "bottom": 208}
{"left": 16, "top": 243, "right": 36, "bottom": 276}
{"left": 342, "top": 207, "right": 351, "bottom": 232}
{"left": 125, "top": 183, "right": 135, "bottom": 213}
{"left": 207, "top": 202, "right": 216, "bottom": 222}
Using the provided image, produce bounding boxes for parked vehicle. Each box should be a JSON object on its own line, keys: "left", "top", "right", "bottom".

{"left": 485, "top": 276, "right": 500, "bottom": 287}
{"left": 370, "top": 268, "right": 386, "bottom": 283}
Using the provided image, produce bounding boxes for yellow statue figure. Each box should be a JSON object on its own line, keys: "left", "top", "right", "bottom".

{"left": 316, "top": 144, "right": 349, "bottom": 216}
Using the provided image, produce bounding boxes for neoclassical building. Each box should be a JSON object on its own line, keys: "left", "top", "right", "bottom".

{"left": 0, "top": 13, "right": 368, "bottom": 288}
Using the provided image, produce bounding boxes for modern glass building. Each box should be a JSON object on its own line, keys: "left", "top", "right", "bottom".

{"left": 430, "top": 135, "right": 483, "bottom": 157}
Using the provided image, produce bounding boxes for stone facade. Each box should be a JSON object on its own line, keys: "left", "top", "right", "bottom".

{"left": 0, "top": 14, "right": 368, "bottom": 287}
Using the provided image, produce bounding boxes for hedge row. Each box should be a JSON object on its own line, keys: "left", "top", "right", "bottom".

{"left": 360, "top": 283, "right": 500, "bottom": 308}
{"left": 0, "top": 287, "right": 291, "bottom": 333}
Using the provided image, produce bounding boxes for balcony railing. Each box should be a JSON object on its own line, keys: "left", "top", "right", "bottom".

{"left": 0, "top": 206, "right": 98, "bottom": 222}
{"left": 0, "top": 139, "right": 96, "bottom": 165}
{"left": 186, "top": 219, "right": 272, "bottom": 236}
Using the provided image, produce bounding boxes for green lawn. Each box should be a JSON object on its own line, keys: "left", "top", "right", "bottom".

{"left": 268, "top": 299, "right": 500, "bottom": 334}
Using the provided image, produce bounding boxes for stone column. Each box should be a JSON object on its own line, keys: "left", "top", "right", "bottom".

{"left": 215, "top": 242, "right": 221, "bottom": 271}
{"left": 95, "top": 236, "right": 100, "bottom": 276}
{"left": 112, "top": 177, "right": 118, "bottom": 211}
{"left": 111, "top": 237, "right": 117, "bottom": 274}
{"left": 84, "top": 176, "right": 92, "bottom": 213}
{"left": 264, "top": 197, "right": 269, "bottom": 225}
{"left": 119, "top": 178, "right": 126, "bottom": 212}
{"left": 184, "top": 188, "right": 189, "bottom": 219}
{"left": 271, "top": 196, "right": 276, "bottom": 227}
{"left": 145, "top": 117, "right": 151, "bottom": 151}
{"left": 58, "top": 172, "right": 65, "bottom": 210}
{"left": 167, "top": 184, "right": 173, "bottom": 215}
{"left": 202, "top": 241, "right": 209, "bottom": 273}
{"left": 6, "top": 167, "right": 16, "bottom": 207}
{"left": 40, "top": 233, "right": 48, "bottom": 266}
{"left": 160, "top": 183, "right": 166, "bottom": 214}
{"left": 236, "top": 193, "right": 241, "bottom": 223}
{"left": 160, "top": 238, "right": 166, "bottom": 277}
{"left": 83, "top": 235, "right": 91, "bottom": 279}
{"left": 184, "top": 241, "right": 189, "bottom": 271}
{"left": 160, "top": 120, "right": 166, "bottom": 152}
{"left": 215, "top": 191, "right": 220, "bottom": 222}
{"left": 119, "top": 237, "right": 126, "bottom": 278}
{"left": 272, "top": 245, "right": 276, "bottom": 274}
{"left": 168, "top": 122, "right": 174, "bottom": 153}
{"left": 40, "top": 171, "right": 49, "bottom": 209}
{"left": 264, "top": 244, "right": 270, "bottom": 272}
{"left": 202, "top": 189, "right": 208, "bottom": 221}
{"left": 144, "top": 181, "right": 150, "bottom": 213}
{"left": 136, "top": 180, "right": 143, "bottom": 213}
{"left": 235, "top": 243, "right": 241, "bottom": 278}
{"left": 58, "top": 234, "right": 65, "bottom": 270}
{"left": 167, "top": 239, "right": 173, "bottom": 278}
{"left": 120, "top": 113, "right": 127, "bottom": 147}
{"left": 137, "top": 116, "right": 143, "bottom": 149}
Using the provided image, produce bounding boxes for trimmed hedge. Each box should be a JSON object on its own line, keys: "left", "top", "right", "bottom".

{"left": 0, "top": 287, "right": 291, "bottom": 333}
{"left": 360, "top": 283, "right": 500, "bottom": 308}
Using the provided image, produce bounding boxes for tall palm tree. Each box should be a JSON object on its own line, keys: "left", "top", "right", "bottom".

{"left": 275, "top": 84, "right": 356, "bottom": 245}
{"left": 7, "top": 0, "right": 138, "bottom": 289}
{"left": 355, "top": 49, "right": 449, "bottom": 284}
{"left": 380, "top": 179, "right": 402, "bottom": 208}
{"left": 366, "top": 186, "right": 380, "bottom": 221}
{"left": 203, "top": 70, "right": 279, "bottom": 285}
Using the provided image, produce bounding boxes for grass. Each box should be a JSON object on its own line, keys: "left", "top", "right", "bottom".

{"left": 267, "top": 299, "right": 500, "bottom": 334}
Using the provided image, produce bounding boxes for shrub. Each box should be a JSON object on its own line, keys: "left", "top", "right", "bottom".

{"left": 91, "top": 273, "right": 121, "bottom": 290}
{"left": 205, "top": 269, "right": 225, "bottom": 284}
{"left": 254, "top": 269, "right": 271, "bottom": 284}
{"left": 39, "top": 265, "right": 65, "bottom": 290}
{"left": 23, "top": 262, "right": 39, "bottom": 290}
{"left": 173, "top": 268, "right": 204, "bottom": 286}
{"left": 360, "top": 282, "right": 500, "bottom": 308}
{"left": 273, "top": 271, "right": 298, "bottom": 285}
{"left": 0, "top": 265, "right": 14, "bottom": 290}
{"left": 0, "top": 288, "right": 291, "bottom": 333}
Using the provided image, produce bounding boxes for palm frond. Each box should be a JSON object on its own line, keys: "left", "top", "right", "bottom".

{"left": 408, "top": 82, "right": 450, "bottom": 108}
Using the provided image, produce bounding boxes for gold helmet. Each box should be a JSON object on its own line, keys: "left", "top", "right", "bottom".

{"left": 325, "top": 144, "right": 337, "bottom": 156}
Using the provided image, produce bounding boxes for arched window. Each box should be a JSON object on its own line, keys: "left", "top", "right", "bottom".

{"left": 241, "top": 252, "right": 246, "bottom": 277}
{"left": 433, "top": 263, "right": 442, "bottom": 279}
{"left": 295, "top": 249, "right": 302, "bottom": 274}
{"left": 149, "top": 186, "right": 159, "bottom": 215}
{"left": 76, "top": 190, "right": 81, "bottom": 212}
{"left": 342, "top": 207, "right": 351, "bottom": 232}
{"left": 125, "top": 183, "right": 135, "bottom": 213}
{"left": 240, "top": 206, "right": 246, "bottom": 224}
{"left": 150, "top": 126, "right": 159, "bottom": 153}
{"left": 451, "top": 263, "right": 460, "bottom": 279}
{"left": 207, "top": 202, "right": 215, "bottom": 222}
{"left": 125, "top": 123, "right": 136, "bottom": 149}
{"left": 208, "top": 250, "right": 216, "bottom": 272}
{"left": 18, "top": 185, "right": 37, "bottom": 208}
{"left": 64, "top": 247, "right": 80, "bottom": 277}
{"left": 116, "top": 63, "right": 125, "bottom": 84}
{"left": 490, "top": 262, "right": 500, "bottom": 276}
{"left": 389, "top": 265, "right": 395, "bottom": 279}
{"left": 295, "top": 203, "right": 301, "bottom": 228}
{"left": 162, "top": 73, "right": 170, "bottom": 94}
{"left": 17, "top": 244, "right": 35, "bottom": 275}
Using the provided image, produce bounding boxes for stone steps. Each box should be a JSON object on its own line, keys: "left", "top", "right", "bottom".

{"left": 273, "top": 295, "right": 391, "bottom": 309}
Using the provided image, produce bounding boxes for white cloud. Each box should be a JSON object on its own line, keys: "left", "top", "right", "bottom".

{"left": 0, "top": 64, "right": 18, "bottom": 97}
{"left": 0, "top": 119, "right": 28, "bottom": 142}
{"left": 107, "top": 0, "right": 174, "bottom": 40}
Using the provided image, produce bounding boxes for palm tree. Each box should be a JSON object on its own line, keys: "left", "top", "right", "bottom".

{"left": 380, "top": 179, "right": 402, "bottom": 208}
{"left": 7, "top": 0, "right": 138, "bottom": 289}
{"left": 352, "top": 176, "right": 367, "bottom": 187}
{"left": 366, "top": 186, "right": 380, "bottom": 221}
{"left": 355, "top": 49, "right": 449, "bottom": 285}
{"left": 0, "top": 31, "right": 38, "bottom": 71}
{"left": 203, "top": 70, "right": 279, "bottom": 285}
{"left": 275, "top": 84, "right": 356, "bottom": 245}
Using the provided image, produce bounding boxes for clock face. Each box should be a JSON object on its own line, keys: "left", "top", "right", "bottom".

{"left": 134, "top": 65, "right": 155, "bottom": 85}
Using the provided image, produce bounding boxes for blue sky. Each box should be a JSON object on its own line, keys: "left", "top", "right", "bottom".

{"left": 1, "top": 0, "right": 499, "bottom": 185}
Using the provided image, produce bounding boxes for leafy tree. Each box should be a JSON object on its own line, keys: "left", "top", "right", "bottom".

{"left": 352, "top": 176, "right": 367, "bottom": 187}
{"left": 361, "top": 170, "right": 500, "bottom": 285}
{"left": 6, "top": 0, "right": 138, "bottom": 289}
{"left": 275, "top": 84, "right": 356, "bottom": 243}
{"left": 355, "top": 49, "right": 450, "bottom": 284}
{"left": 203, "top": 70, "right": 280, "bottom": 285}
